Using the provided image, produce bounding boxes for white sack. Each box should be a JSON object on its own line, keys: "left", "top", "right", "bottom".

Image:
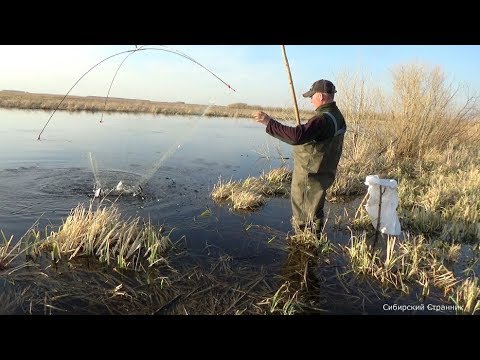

{"left": 364, "top": 175, "right": 401, "bottom": 236}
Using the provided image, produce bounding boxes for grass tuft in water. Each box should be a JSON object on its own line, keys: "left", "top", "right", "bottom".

{"left": 30, "top": 202, "right": 171, "bottom": 271}
{"left": 211, "top": 167, "right": 292, "bottom": 211}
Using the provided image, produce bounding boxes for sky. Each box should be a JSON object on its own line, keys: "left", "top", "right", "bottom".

{"left": 1, "top": 45, "right": 479, "bottom": 109}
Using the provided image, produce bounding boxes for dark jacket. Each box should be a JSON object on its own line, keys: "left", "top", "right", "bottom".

{"left": 266, "top": 101, "right": 346, "bottom": 185}
{"left": 265, "top": 102, "right": 346, "bottom": 146}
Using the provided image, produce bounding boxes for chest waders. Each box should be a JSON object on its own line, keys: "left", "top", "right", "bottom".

{"left": 291, "top": 112, "right": 346, "bottom": 232}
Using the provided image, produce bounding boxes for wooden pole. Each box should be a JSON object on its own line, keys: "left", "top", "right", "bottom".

{"left": 373, "top": 185, "right": 386, "bottom": 248}
{"left": 281, "top": 45, "right": 301, "bottom": 126}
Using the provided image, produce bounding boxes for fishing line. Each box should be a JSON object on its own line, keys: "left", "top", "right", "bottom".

{"left": 88, "top": 151, "right": 101, "bottom": 190}
{"left": 132, "top": 98, "right": 217, "bottom": 191}
{"left": 135, "top": 121, "right": 196, "bottom": 190}
{"left": 99, "top": 45, "right": 203, "bottom": 123}
{"left": 37, "top": 46, "right": 236, "bottom": 140}
{"left": 99, "top": 46, "right": 143, "bottom": 123}
{"left": 82, "top": 45, "right": 224, "bottom": 196}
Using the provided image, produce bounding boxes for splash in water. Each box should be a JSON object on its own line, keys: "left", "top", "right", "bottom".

{"left": 88, "top": 100, "right": 214, "bottom": 199}
{"left": 89, "top": 152, "right": 144, "bottom": 199}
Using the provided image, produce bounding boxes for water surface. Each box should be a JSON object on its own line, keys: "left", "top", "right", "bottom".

{"left": 0, "top": 109, "right": 303, "bottom": 257}
{"left": 4, "top": 108, "right": 462, "bottom": 315}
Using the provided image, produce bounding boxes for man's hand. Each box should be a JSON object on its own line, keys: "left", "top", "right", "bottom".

{"left": 253, "top": 111, "right": 271, "bottom": 126}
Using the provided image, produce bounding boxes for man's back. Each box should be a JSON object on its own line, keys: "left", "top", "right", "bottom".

{"left": 293, "top": 101, "right": 346, "bottom": 186}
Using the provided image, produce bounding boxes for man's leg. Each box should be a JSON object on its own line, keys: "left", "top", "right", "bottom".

{"left": 304, "top": 173, "right": 327, "bottom": 232}
{"left": 291, "top": 168, "right": 308, "bottom": 231}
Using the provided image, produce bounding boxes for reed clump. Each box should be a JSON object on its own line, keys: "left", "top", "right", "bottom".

{"left": 27, "top": 202, "right": 172, "bottom": 271}
{"left": 211, "top": 167, "right": 292, "bottom": 211}
{"left": 344, "top": 231, "right": 479, "bottom": 314}
{"left": 0, "top": 231, "right": 21, "bottom": 270}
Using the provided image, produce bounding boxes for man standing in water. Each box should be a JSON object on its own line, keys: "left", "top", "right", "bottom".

{"left": 253, "top": 79, "right": 346, "bottom": 234}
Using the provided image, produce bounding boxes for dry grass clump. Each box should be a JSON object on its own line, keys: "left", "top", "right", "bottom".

{"left": 257, "top": 246, "right": 326, "bottom": 315}
{"left": 416, "top": 165, "right": 480, "bottom": 218}
{"left": 242, "top": 176, "right": 268, "bottom": 194}
{"left": 344, "top": 231, "right": 479, "bottom": 313}
{"left": 29, "top": 202, "right": 171, "bottom": 271}
{"left": 286, "top": 217, "right": 331, "bottom": 251}
{"left": 452, "top": 277, "right": 480, "bottom": 314}
{"left": 431, "top": 240, "right": 461, "bottom": 263}
{"left": 211, "top": 167, "right": 292, "bottom": 211}
{"left": 0, "top": 231, "right": 22, "bottom": 270}
{"left": 229, "top": 191, "right": 264, "bottom": 211}
{"left": 211, "top": 178, "right": 240, "bottom": 201}
{"left": 345, "top": 233, "right": 459, "bottom": 294}
{"left": 261, "top": 167, "right": 292, "bottom": 195}
{"left": 287, "top": 229, "right": 330, "bottom": 253}
{"left": 257, "top": 281, "right": 302, "bottom": 315}
{"left": 399, "top": 159, "right": 480, "bottom": 242}
{"left": 263, "top": 167, "right": 291, "bottom": 183}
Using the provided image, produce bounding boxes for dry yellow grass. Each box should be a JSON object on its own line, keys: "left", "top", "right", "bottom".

{"left": 211, "top": 167, "right": 292, "bottom": 211}
{"left": 31, "top": 202, "right": 172, "bottom": 270}
{"left": 229, "top": 191, "right": 264, "bottom": 211}
{"left": 453, "top": 277, "right": 480, "bottom": 314}
{"left": 326, "top": 65, "right": 480, "bottom": 243}
{"left": 258, "top": 281, "right": 301, "bottom": 315}
{"left": 261, "top": 167, "right": 292, "bottom": 184}
{"left": 211, "top": 178, "right": 240, "bottom": 201}
{"left": 287, "top": 226, "right": 330, "bottom": 251}
{"left": 345, "top": 232, "right": 460, "bottom": 294}
{"left": 0, "top": 230, "right": 22, "bottom": 270}
{"left": 343, "top": 231, "right": 480, "bottom": 313}
{"left": 0, "top": 90, "right": 311, "bottom": 120}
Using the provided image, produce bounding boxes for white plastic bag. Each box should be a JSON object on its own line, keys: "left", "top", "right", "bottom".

{"left": 364, "top": 175, "right": 401, "bottom": 236}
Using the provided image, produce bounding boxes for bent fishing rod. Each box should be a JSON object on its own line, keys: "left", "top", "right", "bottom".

{"left": 37, "top": 46, "right": 236, "bottom": 140}
{"left": 99, "top": 47, "right": 141, "bottom": 124}
{"left": 99, "top": 45, "right": 228, "bottom": 124}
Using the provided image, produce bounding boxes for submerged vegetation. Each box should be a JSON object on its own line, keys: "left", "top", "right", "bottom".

{"left": 1, "top": 62, "right": 480, "bottom": 314}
